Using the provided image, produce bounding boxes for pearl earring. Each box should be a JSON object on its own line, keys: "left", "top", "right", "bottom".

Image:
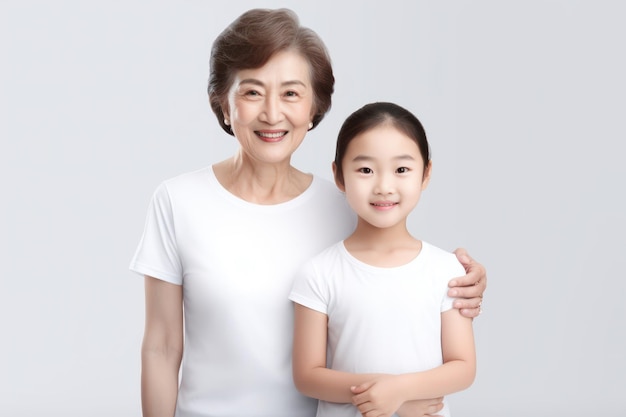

{"left": 224, "top": 119, "right": 230, "bottom": 126}
{"left": 308, "top": 122, "right": 313, "bottom": 129}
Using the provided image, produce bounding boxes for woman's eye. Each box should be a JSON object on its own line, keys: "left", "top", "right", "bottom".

{"left": 245, "top": 90, "right": 260, "bottom": 96}
{"left": 285, "top": 90, "right": 298, "bottom": 97}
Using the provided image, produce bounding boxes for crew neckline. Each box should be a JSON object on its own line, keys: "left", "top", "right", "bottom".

{"left": 338, "top": 240, "right": 430, "bottom": 272}
{"left": 206, "top": 165, "right": 318, "bottom": 210}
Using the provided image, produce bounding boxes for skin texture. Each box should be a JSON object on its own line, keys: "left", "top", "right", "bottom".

{"left": 141, "top": 276, "right": 183, "bottom": 417}
{"left": 292, "top": 124, "right": 476, "bottom": 417}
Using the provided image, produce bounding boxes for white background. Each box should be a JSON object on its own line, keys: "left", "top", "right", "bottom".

{"left": 2, "top": 1, "right": 625, "bottom": 416}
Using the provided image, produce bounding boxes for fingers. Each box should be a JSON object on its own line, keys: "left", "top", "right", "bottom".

{"left": 448, "top": 260, "right": 487, "bottom": 290}
{"left": 453, "top": 296, "right": 482, "bottom": 318}
{"left": 423, "top": 396, "right": 444, "bottom": 416}
{"left": 351, "top": 381, "right": 373, "bottom": 395}
{"left": 449, "top": 273, "right": 486, "bottom": 299}
{"left": 455, "top": 302, "right": 483, "bottom": 319}
{"left": 453, "top": 247, "right": 470, "bottom": 262}
{"left": 449, "top": 249, "right": 487, "bottom": 300}
{"left": 397, "top": 397, "right": 444, "bottom": 417}
{"left": 428, "top": 400, "right": 444, "bottom": 415}
{"left": 449, "top": 248, "right": 486, "bottom": 318}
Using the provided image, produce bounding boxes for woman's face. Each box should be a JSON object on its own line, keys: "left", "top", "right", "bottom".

{"left": 224, "top": 50, "right": 315, "bottom": 166}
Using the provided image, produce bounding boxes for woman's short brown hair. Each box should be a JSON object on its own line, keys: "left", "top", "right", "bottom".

{"left": 208, "top": 8, "right": 334, "bottom": 135}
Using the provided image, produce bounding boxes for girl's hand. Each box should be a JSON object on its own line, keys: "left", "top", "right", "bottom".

{"left": 396, "top": 398, "right": 444, "bottom": 417}
{"left": 351, "top": 376, "right": 405, "bottom": 417}
{"left": 448, "top": 248, "right": 487, "bottom": 318}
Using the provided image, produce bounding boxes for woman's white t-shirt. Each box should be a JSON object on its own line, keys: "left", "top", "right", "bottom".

{"left": 130, "top": 167, "right": 356, "bottom": 417}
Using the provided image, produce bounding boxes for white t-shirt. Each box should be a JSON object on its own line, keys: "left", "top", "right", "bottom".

{"left": 130, "top": 166, "right": 356, "bottom": 417}
{"left": 289, "top": 241, "right": 465, "bottom": 417}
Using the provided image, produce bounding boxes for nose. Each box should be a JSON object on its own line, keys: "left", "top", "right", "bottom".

{"left": 260, "top": 95, "right": 283, "bottom": 125}
{"left": 374, "top": 172, "right": 395, "bottom": 195}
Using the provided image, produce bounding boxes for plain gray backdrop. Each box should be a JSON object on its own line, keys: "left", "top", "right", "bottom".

{"left": 2, "top": 0, "right": 625, "bottom": 416}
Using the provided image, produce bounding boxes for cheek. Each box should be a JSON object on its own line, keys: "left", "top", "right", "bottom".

{"left": 231, "top": 103, "right": 253, "bottom": 124}
{"left": 345, "top": 180, "right": 368, "bottom": 199}
{"left": 299, "top": 97, "right": 315, "bottom": 121}
{"left": 295, "top": 106, "right": 313, "bottom": 125}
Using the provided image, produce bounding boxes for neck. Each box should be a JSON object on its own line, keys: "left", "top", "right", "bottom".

{"left": 344, "top": 220, "right": 421, "bottom": 267}
{"left": 213, "top": 152, "right": 311, "bottom": 204}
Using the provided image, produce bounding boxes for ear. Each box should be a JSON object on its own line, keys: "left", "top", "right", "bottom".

{"left": 421, "top": 160, "right": 432, "bottom": 190}
{"left": 221, "top": 99, "right": 230, "bottom": 121}
{"left": 332, "top": 161, "right": 345, "bottom": 192}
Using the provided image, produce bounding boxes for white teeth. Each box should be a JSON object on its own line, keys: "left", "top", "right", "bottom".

{"left": 257, "top": 132, "right": 286, "bottom": 138}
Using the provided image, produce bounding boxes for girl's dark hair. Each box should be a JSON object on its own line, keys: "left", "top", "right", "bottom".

{"left": 208, "top": 8, "right": 334, "bottom": 135}
{"left": 334, "top": 102, "right": 431, "bottom": 184}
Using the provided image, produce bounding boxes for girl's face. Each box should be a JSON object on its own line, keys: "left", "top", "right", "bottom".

{"left": 223, "top": 50, "right": 315, "bottom": 166}
{"left": 334, "top": 123, "right": 431, "bottom": 230}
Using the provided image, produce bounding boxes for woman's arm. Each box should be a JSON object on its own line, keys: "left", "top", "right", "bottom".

{"left": 351, "top": 309, "right": 476, "bottom": 416}
{"left": 449, "top": 248, "right": 487, "bottom": 318}
{"left": 141, "top": 276, "right": 184, "bottom": 417}
{"left": 292, "top": 303, "right": 381, "bottom": 403}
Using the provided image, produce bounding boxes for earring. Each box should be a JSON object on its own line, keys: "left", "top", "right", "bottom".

{"left": 224, "top": 119, "right": 230, "bottom": 126}
{"left": 308, "top": 122, "right": 313, "bottom": 129}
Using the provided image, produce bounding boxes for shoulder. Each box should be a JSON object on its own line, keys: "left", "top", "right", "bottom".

{"left": 299, "top": 241, "right": 345, "bottom": 273}
{"left": 141, "top": 167, "right": 215, "bottom": 216}
{"left": 421, "top": 241, "right": 465, "bottom": 277}
{"left": 292, "top": 241, "right": 344, "bottom": 295}
{"left": 311, "top": 240, "right": 345, "bottom": 262}
{"left": 161, "top": 166, "right": 212, "bottom": 191}
{"left": 149, "top": 167, "right": 214, "bottom": 201}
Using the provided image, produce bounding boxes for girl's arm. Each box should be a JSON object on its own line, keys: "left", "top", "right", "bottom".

{"left": 292, "top": 303, "right": 382, "bottom": 403}
{"left": 141, "top": 276, "right": 184, "bottom": 417}
{"left": 351, "top": 309, "right": 476, "bottom": 416}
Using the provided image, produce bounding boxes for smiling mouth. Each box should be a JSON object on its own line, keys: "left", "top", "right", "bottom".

{"left": 256, "top": 131, "right": 287, "bottom": 140}
{"left": 371, "top": 202, "right": 398, "bottom": 207}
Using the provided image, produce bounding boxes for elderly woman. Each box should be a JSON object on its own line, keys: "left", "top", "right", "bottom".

{"left": 130, "top": 8, "right": 486, "bottom": 417}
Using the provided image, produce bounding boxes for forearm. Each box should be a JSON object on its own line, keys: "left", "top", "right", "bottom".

{"left": 141, "top": 349, "right": 182, "bottom": 417}
{"left": 141, "top": 276, "right": 184, "bottom": 417}
{"left": 396, "top": 360, "right": 475, "bottom": 401}
{"left": 295, "top": 366, "right": 381, "bottom": 403}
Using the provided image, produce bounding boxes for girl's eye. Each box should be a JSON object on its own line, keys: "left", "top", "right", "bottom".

{"left": 358, "top": 167, "right": 372, "bottom": 174}
{"left": 397, "top": 167, "right": 410, "bottom": 173}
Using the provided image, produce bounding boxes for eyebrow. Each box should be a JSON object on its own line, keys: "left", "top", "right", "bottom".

{"left": 351, "top": 154, "right": 416, "bottom": 163}
{"left": 238, "top": 79, "right": 307, "bottom": 88}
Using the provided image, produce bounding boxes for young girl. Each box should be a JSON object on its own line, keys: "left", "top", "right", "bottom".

{"left": 289, "top": 102, "right": 476, "bottom": 417}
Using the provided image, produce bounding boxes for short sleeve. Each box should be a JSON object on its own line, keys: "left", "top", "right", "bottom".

{"left": 129, "top": 183, "right": 183, "bottom": 285}
{"left": 289, "top": 260, "right": 329, "bottom": 315}
{"left": 440, "top": 256, "right": 466, "bottom": 313}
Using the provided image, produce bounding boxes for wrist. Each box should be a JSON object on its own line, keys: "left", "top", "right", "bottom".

{"left": 395, "top": 374, "right": 415, "bottom": 401}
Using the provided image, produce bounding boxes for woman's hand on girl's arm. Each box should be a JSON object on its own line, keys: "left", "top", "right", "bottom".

{"left": 448, "top": 248, "right": 487, "bottom": 318}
